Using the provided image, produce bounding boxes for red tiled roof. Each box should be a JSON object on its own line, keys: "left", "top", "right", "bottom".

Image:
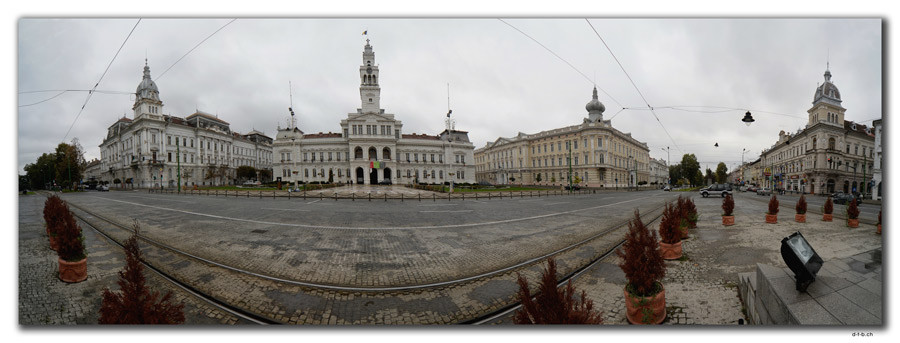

{"left": 844, "top": 121, "right": 874, "bottom": 136}
{"left": 186, "top": 111, "right": 230, "bottom": 125}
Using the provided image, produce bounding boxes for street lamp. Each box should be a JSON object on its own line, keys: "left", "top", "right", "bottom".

{"left": 742, "top": 111, "right": 755, "bottom": 126}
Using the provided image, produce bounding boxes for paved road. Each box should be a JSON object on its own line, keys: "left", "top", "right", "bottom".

{"left": 59, "top": 189, "right": 677, "bottom": 288}
{"left": 736, "top": 191, "right": 881, "bottom": 223}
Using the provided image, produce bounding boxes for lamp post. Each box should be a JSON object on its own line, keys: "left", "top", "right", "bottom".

{"left": 660, "top": 147, "right": 670, "bottom": 185}
{"left": 566, "top": 141, "right": 573, "bottom": 193}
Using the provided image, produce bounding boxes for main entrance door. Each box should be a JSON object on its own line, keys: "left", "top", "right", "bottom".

{"left": 369, "top": 168, "right": 378, "bottom": 184}
{"left": 383, "top": 168, "right": 392, "bottom": 183}
{"left": 356, "top": 167, "right": 364, "bottom": 184}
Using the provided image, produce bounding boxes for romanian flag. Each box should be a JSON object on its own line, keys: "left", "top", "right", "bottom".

{"left": 370, "top": 161, "right": 381, "bottom": 169}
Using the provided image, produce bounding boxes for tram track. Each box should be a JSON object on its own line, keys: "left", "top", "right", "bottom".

{"left": 62, "top": 194, "right": 670, "bottom": 324}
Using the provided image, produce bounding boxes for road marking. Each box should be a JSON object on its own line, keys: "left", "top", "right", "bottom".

{"left": 261, "top": 208, "right": 310, "bottom": 212}
{"left": 417, "top": 203, "right": 459, "bottom": 207}
{"left": 120, "top": 194, "right": 194, "bottom": 203}
{"left": 419, "top": 210, "right": 474, "bottom": 213}
{"left": 86, "top": 195, "right": 655, "bottom": 231}
{"left": 543, "top": 202, "right": 570, "bottom": 206}
{"left": 306, "top": 199, "right": 322, "bottom": 204}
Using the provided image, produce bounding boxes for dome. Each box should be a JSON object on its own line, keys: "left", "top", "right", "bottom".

{"left": 135, "top": 63, "right": 160, "bottom": 101}
{"left": 585, "top": 87, "right": 606, "bottom": 113}
{"left": 813, "top": 68, "right": 841, "bottom": 105}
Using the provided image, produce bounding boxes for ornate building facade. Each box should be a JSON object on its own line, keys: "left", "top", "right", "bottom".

{"left": 759, "top": 67, "right": 876, "bottom": 195}
{"left": 474, "top": 88, "right": 651, "bottom": 188}
{"left": 99, "top": 62, "right": 274, "bottom": 188}
{"left": 649, "top": 157, "right": 668, "bottom": 186}
{"left": 271, "top": 40, "right": 476, "bottom": 186}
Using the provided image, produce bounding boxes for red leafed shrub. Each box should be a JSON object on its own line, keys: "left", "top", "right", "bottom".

{"left": 847, "top": 198, "right": 860, "bottom": 219}
{"left": 796, "top": 195, "right": 807, "bottom": 214}
{"left": 44, "top": 195, "right": 65, "bottom": 236}
{"left": 722, "top": 194, "right": 734, "bottom": 216}
{"left": 56, "top": 203, "right": 85, "bottom": 262}
{"left": 823, "top": 197, "right": 834, "bottom": 214}
{"left": 99, "top": 229, "right": 185, "bottom": 324}
{"left": 683, "top": 197, "right": 699, "bottom": 227}
{"left": 514, "top": 258, "right": 603, "bottom": 324}
{"left": 616, "top": 210, "right": 666, "bottom": 297}
{"left": 658, "top": 203, "right": 681, "bottom": 244}
{"left": 767, "top": 195, "right": 779, "bottom": 215}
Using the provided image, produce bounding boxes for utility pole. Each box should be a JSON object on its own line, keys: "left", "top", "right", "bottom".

{"left": 567, "top": 140, "right": 573, "bottom": 192}
{"left": 177, "top": 139, "right": 181, "bottom": 193}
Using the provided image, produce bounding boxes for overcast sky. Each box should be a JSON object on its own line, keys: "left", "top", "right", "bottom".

{"left": 17, "top": 18, "right": 881, "bottom": 173}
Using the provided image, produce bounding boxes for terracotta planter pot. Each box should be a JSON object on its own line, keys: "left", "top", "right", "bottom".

{"left": 679, "top": 225, "right": 689, "bottom": 239}
{"left": 847, "top": 218, "right": 859, "bottom": 228}
{"left": 659, "top": 241, "right": 683, "bottom": 260}
{"left": 795, "top": 214, "right": 806, "bottom": 223}
{"left": 49, "top": 235, "right": 59, "bottom": 251}
{"left": 624, "top": 285, "right": 666, "bottom": 325}
{"left": 877, "top": 224, "right": 882, "bottom": 234}
{"left": 765, "top": 214, "right": 777, "bottom": 224}
{"left": 722, "top": 215, "right": 734, "bottom": 226}
{"left": 58, "top": 257, "right": 87, "bottom": 283}
{"left": 823, "top": 213, "right": 833, "bottom": 221}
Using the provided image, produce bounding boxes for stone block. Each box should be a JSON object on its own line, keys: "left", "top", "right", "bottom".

{"left": 836, "top": 284, "right": 881, "bottom": 319}
{"left": 820, "top": 259, "right": 849, "bottom": 274}
{"left": 856, "top": 277, "right": 882, "bottom": 297}
{"left": 788, "top": 299, "right": 841, "bottom": 325}
{"left": 803, "top": 278, "right": 834, "bottom": 298}
{"left": 816, "top": 292, "right": 880, "bottom": 325}
{"left": 816, "top": 274, "right": 853, "bottom": 292}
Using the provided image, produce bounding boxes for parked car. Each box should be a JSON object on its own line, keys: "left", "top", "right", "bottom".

{"left": 663, "top": 185, "right": 671, "bottom": 191}
{"left": 832, "top": 192, "right": 863, "bottom": 205}
{"left": 756, "top": 187, "right": 772, "bottom": 196}
{"left": 699, "top": 183, "right": 733, "bottom": 197}
{"left": 378, "top": 179, "right": 393, "bottom": 185}
{"left": 98, "top": 184, "right": 109, "bottom": 192}
{"left": 739, "top": 186, "right": 749, "bottom": 192}
{"left": 747, "top": 186, "right": 759, "bottom": 192}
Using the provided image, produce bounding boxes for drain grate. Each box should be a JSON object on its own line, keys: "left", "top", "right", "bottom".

{"left": 251, "top": 229, "right": 268, "bottom": 234}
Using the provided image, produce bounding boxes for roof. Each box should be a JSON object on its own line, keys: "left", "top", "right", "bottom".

{"left": 402, "top": 133, "right": 441, "bottom": 140}
{"left": 303, "top": 132, "right": 343, "bottom": 139}
{"left": 844, "top": 121, "right": 874, "bottom": 137}
{"left": 116, "top": 116, "right": 132, "bottom": 123}
{"left": 186, "top": 111, "right": 230, "bottom": 125}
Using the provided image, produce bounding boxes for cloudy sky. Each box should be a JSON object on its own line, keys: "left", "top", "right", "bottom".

{"left": 17, "top": 18, "right": 881, "bottom": 174}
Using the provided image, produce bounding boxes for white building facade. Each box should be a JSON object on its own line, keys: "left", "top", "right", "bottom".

{"left": 271, "top": 40, "right": 476, "bottom": 186}
{"left": 758, "top": 67, "right": 875, "bottom": 195}
{"left": 872, "top": 119, "right": 882, "bottom": 200}
{"left": 99, "top": 62, "right": 274, "bottom": 188}
{"left": 649, "top": 157, "right": 668, "bottom": 186}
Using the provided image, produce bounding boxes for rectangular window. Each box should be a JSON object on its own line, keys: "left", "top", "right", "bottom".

{"left": 167, "top": 136, "right": 171, "bottom": 145}
{"left": 439, "top": 155, "right": 443, "bottom": 163}
{"left": 367, "top": 125, "right": 372, "bottom": 135}
{"left": 550, "top": 144, "right": 554, "bottom": 152}
{"left": 319, "top": 152, "right": 324, "bottom": 161}
{"left": 431, "top": 154, "right": 435, "bottom": 163}
{"left": 574, "top": 157, "right": 579, "bottom": 165}
{"left": 167, "top": 152, "right": 172, "bottom": 162}
{"left": 415, "top": 153, "right": 419, "bottom": 162}
{"left": 574, "top": 140, "right": 578, "bottom": 149}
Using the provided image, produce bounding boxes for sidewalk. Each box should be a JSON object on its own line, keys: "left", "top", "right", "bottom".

{"left": 17, "top": 193, "right": 249, "bottom": 325}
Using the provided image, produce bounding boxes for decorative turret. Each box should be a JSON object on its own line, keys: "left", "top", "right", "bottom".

{"left": 807, "top": 65, "right": 846, "bottom": 128}
{"left": 585, "top": 86, "right": 605, "bottom": 123}
{"left": 359, "top": 39, "right": 382, "bottom": 113}
{"left": 132, "top": 60, "right": 164, "bottom": 120}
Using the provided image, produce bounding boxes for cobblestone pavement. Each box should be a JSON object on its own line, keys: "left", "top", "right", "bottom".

{"left": 571, "top": 192, "right": 882, "bottom": 325}
{"left": 18, "top": 194, "right": 252, "bottom": 325}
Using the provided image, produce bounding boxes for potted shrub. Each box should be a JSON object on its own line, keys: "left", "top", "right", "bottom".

{"left": 100, "top": 230, "right": 185, "bottom": 324}
{"left": 877, "top": 210, "right": 882, "bottom": 234}
{"left": 684, "top": 197, "right": 699, "bottom": 229}
{"left": 56, "top": 203, "right": 87, "bottom": 283}
{"left": 43, "top": 195, "right": 64, "bottom": 251}
{"left": 513, "top": 258, "right": 603, "bottom": 324}
{"left": 722, "top": 194, "right": 735, "bottom": 226}
{"left": 795, "top": 195, "right": 807, "bottom": 223}
{"left": 676, "top": 196, "right": 689, "bottom": 239}
{"left": 765, "top": 195, "right": 779, "bottom": 224}
{"left": 658, "top": 203, "right": 683, "bottom": 260}
{"left": 846, "top": 198, "right": 860, "bottom": 228}
{"left": 823, "top": 197, "right": 834, "bottom": 221}
{"left": 616, "top": 210, "right": 666, "bottom": 324}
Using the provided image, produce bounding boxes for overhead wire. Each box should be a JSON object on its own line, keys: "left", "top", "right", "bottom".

{"left": 61, "top": 18, "right": 141, "bottom": 143}
{"left": 585, "top": 18, "right": 683, "bottom": 154}
{"left": 497, "top": 18, "right": 623, "bottom": 109}
{"left": 19, "top": 89, "right": 132, "bottom": 107}
{"left": 157, "top": 18, "right": 237, "bottom": 80}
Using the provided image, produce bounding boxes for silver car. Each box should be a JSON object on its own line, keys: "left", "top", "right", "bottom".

{"left": 700, "top": 183, "right": 733, "bottom": 197}
{"left": 756, "top": 187, "right": 772, "bottom": 196}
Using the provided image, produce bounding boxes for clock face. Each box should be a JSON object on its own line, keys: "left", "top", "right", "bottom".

{"left": 366, "top": 67, "right": 372, "bottom": 74}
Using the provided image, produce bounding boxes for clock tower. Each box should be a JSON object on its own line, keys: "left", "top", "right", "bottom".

{"left": 359, "top": 39, "right": 381, "bottom": 113}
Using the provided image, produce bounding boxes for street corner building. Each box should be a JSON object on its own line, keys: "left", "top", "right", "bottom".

{"left": 99, "top": 61, "right": 275, "bottom": 189}
{"left": 271, "top": 39, "right": 476, "bottom": 186}
{"left": 474, "top": 86, "right": 652, "bottom": 189}
{"left": 758, "top": 67, "right": 878, "bottom": 196}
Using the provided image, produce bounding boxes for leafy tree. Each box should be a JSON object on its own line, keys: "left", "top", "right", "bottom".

{"left": 54, "top": 140, "right": 85, "bottom": 190}
{"left": 704, "top": 168, "right": 715, "bottom": 185}
{"left": 99, "top": 226, "right": 185, "bottom": 324}
{"left": 551, "top": 175, "right": 556, "bottom": 183}
{"left": 680, "top": 154, "right": 701, "bottom": 186}
{"left": 24, "top": 152, "right": 58, "bottom": 190}
{"left": 236, "top": 166, "right": 256, "bottom": 181}
{"left": 514, "top": 258, "right": 603, "bottom": 324}
{"left": 536, "top": 173, "right": 542, "bottom": 182}
{"left": 668, "top": 164, "right": 682, "bottom": 185}
{"left": 715, "top": 162, "right": 728, "bottom": 184}
{"left": 258, "top": 168, "right": 273, "bottom": 182}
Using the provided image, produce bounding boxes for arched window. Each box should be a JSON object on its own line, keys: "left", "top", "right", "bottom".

{"left": 368, "top": 147, "right": 378, "bottom": 160}
{"left": 812, "top": 137, "right": 817, "bottom": 150}
{"left": 382, "top": 147, "right": 392, "bottom": 160}
{"left": 354, "top": 146, "right": 363, "bottom": 159}
{"left": 828, "top": 138, "right": 836, "bottom": 150}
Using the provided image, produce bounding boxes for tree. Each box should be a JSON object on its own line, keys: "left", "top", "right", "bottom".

{"left": 99, "top": 226, "right": 185, "bottom": 324}
{"left": 705, "top": 168, "right": 715, "bottom": 185}
{"left": 551, "top": 175, "right": 556, "bottom": 183}
{"left": 715, "top": 162, "right": 728, "bottom": 184}
{"left": 536, "top": 173, "right": 542, "bottom": 182}
{"left": 668, "top": 164, "right": 682, "bottom": 185}
{"left": 235, "top": 166, "right": 256, "bottom": 181}
{"left": 258, "top": 168, "right": 273, "bottom": 183}
{"left": 573, "top": 174, "right": 582, "bottom": 185}
{"left": 514, "top": 258, "right": 603, "bottom": 324}
{"left": 680, "top": 154, "right": 701, "bottom": 186}
{"left": 54, "top": 140, "right": 85, "bottom": 190}
{"left": 24, "top": 152, "right": 57, "bottom": 190}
